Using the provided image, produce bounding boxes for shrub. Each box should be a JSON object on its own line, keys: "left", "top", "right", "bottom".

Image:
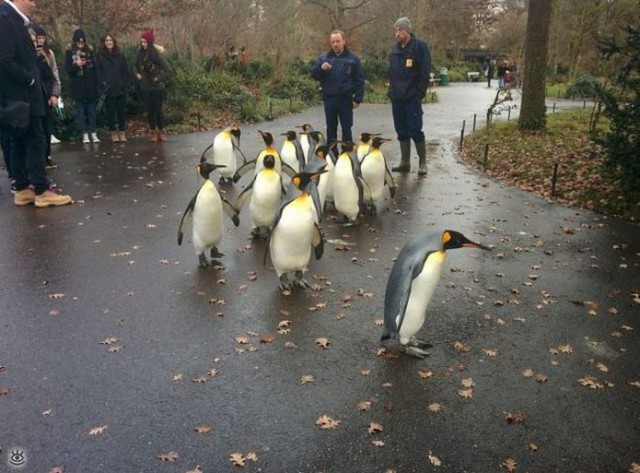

{"left": 566, "top": 74, "right": 598, "bottom": 99}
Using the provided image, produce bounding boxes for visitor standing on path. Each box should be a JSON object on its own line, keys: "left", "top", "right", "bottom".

{"left": 97, "top": 33, "right": 129, "bottom": 143}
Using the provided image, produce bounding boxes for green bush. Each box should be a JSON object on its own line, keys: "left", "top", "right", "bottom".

{"left": 362, "top": 58, "right": 389, "bottom": 83}
{"left": 566, "top": 74, "right": 598, "bottom": 99}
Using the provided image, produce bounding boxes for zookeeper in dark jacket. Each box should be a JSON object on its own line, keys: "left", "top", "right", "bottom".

{"left": 388, "top": 17, "right": 431, "bottom": 177}
{"left": 0, "top": 0, "right": 72, "bottom": 207}
{"left": 311, "top": 30, "right": 365, "bottom": 146}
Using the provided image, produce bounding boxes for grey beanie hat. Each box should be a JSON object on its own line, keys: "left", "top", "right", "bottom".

{"left": 394, "top": 17, "right": 412, "bottom": 33}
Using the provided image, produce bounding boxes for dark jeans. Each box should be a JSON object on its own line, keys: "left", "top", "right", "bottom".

{"left": 391, "top": 97, "right": 425, "bottom": 143}
{"left": 1, "top": 128, "right": 11, "bottom": 178}
{"left": 42, "top": 106, "right": 53, "bottom": 158}
{"left": 323, "top": 96, "right": 353, "bottom": 144}
{"left": 105, "top": 95, "right": 126, "bottom": 131}
{"left": 75, "top": 99, "right": 97, "bottom": 134}
{"left": 141, "top": 89, "right": 165, "bottom": 130}
{"left": 11, "top": 116, "right": 49, "bottom": 194}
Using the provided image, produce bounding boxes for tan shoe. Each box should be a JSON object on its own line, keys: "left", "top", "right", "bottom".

{"left": 14, "top": 188, "right": 36, "bottom": 206}
{"left": 35, "top": 190, "right": 73, "bottom": 208}
{"left": 118, "top": 131, "right": 127, "bottom": 142}
{"left": 111, "top": 131, "right": 120, "bottom": 143}
{"left": 150, "top": 129, "right": 158, "bottom": 142}
{"left": 159, "top": 130, "right": 167, "bottom": 142}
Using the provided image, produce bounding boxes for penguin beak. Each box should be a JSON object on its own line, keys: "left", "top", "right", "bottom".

{"left": 462, "top": 240, "right": 492, "bottom": 251}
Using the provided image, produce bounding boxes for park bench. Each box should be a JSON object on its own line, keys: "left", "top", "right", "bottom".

{"left": 467, "top": 71, "right": 480, "bottom": 82}
{"left": 429, "top": 72, "right": 440, "bottom": 88}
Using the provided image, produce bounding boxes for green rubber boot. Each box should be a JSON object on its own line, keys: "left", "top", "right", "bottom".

{"left": 392, "top": 140, "right": 411, "bottom": 173}
{"left": 416, "top": 140, "right": 427, "bottom": 176}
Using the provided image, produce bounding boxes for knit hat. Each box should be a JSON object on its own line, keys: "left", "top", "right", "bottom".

{"left": 141, "top": 28, "right": 155, "bottom": 45}
{"left": 33, "top": 25, "right": 47, "bottom": 36}
{"left": 72, "top": 28, "right": 86, "bottom": 43}
{"left": 394, "top": 17, "right": 412, "bottom": 33}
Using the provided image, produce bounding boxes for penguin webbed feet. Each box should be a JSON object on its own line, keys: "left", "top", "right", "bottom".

{"left": 251, "top": 227, "right": 269, "bottom": 239}
{"left": 399, "top": 344, "right": 431, "bottom": 359}
{"left": 210, "top": 247, "right": 225, "bottom": 259}
{"left": 293, "top": 270, "right": 309, "bottom": 289}
{"left": 409, "top": 336, "right": 432, "bottom": 350}
{"left": 279, "top": 274, "right": 292, "bottom": 292}
{"left": 198, "top": 253, "right": 210, "bottom": 268}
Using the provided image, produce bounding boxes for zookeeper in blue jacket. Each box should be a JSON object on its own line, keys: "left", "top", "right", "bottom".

{"left": 388, "top": 17, "right": 432, "bottom": 177}
{"left": 311, "top": 30, "right": 365, "bottom": 147}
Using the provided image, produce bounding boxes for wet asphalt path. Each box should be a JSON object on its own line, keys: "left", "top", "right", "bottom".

{"left": 0, "top": 83, "right": 638, "bottom": 472}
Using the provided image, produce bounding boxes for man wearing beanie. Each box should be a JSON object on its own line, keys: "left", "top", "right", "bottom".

{"left": 388, "top": 16, "right": 432, "bottom": 176}
{"left": 0, "top": 0, "right": 73, "bottom": 207}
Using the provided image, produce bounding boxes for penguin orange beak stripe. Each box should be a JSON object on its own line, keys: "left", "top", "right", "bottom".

{"left": 462, "top": 241, "right": 492, "bottom": 251}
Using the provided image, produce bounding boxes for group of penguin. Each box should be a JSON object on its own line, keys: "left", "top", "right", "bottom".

{"left": 177, "top": 125, "right": 491, "bottom": 358}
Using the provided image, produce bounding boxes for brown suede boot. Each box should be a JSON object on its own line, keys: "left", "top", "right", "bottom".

{"left": 159, "top": 130, "right": 167, "bottom": 142}
{"left": 118, "top": 131, "right": 127, "bottom": 142}
{"left": 150, "top": 129, "right": 158, "bottom": 142}
{"left": 392, "top": 140, "right": 411, "bottom": 172}
{"left": 111, "top": 131, "right": 120, "bottom": 143}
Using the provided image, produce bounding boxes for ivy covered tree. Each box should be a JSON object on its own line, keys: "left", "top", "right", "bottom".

{"left": 593, "top": 25, "right": 640, "bottom": 193}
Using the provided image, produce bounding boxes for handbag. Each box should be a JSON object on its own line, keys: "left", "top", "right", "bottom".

{"left": 0, "top": 100, "right": 30, "bottom": 130}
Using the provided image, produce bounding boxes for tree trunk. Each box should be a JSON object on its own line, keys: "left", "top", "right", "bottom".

{"left": 518, "top": 0, "right": 552, "bottom": 131}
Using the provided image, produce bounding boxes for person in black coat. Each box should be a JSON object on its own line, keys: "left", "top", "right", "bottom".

{"left": 0, "top": 0, "right": 72, "bottom": 207}
{"left": 97, "top": 33, "right": 129, "bottom": 143}
{"left": 65, "top": 28, "right": 100, "bottom": 143}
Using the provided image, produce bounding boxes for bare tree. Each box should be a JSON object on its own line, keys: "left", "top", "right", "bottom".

{"left": 518, "top": 0, "right": 552, "bottom": 131}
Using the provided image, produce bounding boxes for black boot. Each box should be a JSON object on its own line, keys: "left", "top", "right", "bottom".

{"left": 416, "top": 141, "right": 427, "bottom": 177}
{"left": 392, "top": 140, "right": 411, "bottom": 172}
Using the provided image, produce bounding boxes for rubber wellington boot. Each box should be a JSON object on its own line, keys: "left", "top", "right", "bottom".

{"left": 416, "top": 140, "right": 428, "bottom": 176}
{"left": 392, "top": 140, "right": 411, "bottom": 172}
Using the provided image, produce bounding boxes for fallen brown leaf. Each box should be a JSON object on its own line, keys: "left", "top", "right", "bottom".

{"left": 89, "top": 425, "right": 107, "bottom": 437}
{"left": 230, "top": 452, "right": 245, "bottom": 467}
{"left": 428, "top": 403, "right": 442, "bottom": 413}
{"left": 368, "top": 422, "right": 383, "bottom": 435}
{"left": 428, "top": 451, "right": 442, "bottom": 466}
{"left": 357, "top": 400, "right": 372, "bottom": 411}
{"left": 522, "top": 368, "right": 534, "bottom": 378}
{"left": 300, "top": 375, "right": 315, "bottom": 384}
{"left": 194, "top": 425, "right": 213, "bottom": 435}
{"left": 49, "top": 467, "right": 65, "bottom": 473}
{"left": 418, "top": 370, "right": 433, "bottom": 379}
{"left": 453, "top": 340, "right": 470, "bottom": 353}
{"left": 458, "top": 389, "right": 473, "bottom": 399}
{"left": 371, "top": 440, "right": 385, "bottom": 447}
{"left": 0, "top": 387, "right": 11, "bottom": 395}
{"left": 535, "top": 374, "right": 549, "bottom": 383}
{"left": 505, "top": 411, "right": 526, "bottom": 424}
{"left": 246, "top": 452, "right": 258, "bottom": 462}
{"left": 315, "top": 337, "right": 330, "bottom": 348}
{"left": 260, "top": 334, "right": 275, "bottom": 344}
{"left": 502, "top": 457, "right": 517, "bottom": 472}
{"left": 186, "top": 466, "right": 203, "bottom": 473}
{"left": 461, "top": 378, "right": 475, "bottom": 388}
{"left": 315, "top": 414, "right": 340, "bottom": 429}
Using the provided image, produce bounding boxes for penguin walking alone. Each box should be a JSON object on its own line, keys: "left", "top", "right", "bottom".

{"left": 360, "top": 136, "right": 395, "bottom": 215}
{"left": 178, "top": 163, "right": 240, "bottom": 267}
{"left": 332, "top": 141, "right": 365, "bottom": 225}
{"left": 267, "top": 170, "right": 327, "bottom": 291}
{"left": 234, "top": 154, "right": 285, "bottom": 239}
{"left": 207, "top": 126, "right": 245, "bottom": 185}
{"left": 381, "top": 230, "right": 491, "bottom": 358}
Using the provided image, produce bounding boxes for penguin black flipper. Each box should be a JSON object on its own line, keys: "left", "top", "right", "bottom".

{"left": 384, "top": 163, "right": 396, "bottom": 198}
{"left": 312, "top": 222, "right": 324, "bottom": 260}
{"left": 307, "top": 180, "right": 323, "bottom": 223}
{"left": 281, "top": 162, "right": 298, "bottom": 179}
{"left": 232, "top": 140, "right": 248, "bottom": 164}
{"left": 199, "top": 143, "right": 214, "bottom": 164}
{"left": 234, "top": 177, "right": 256, "bottom": 212}
{"left": 177, "top": 193, "right": 198, "bottom": 245}
{"left": 294, "top": 140, "right": 306, "bottom": 170}
{"left": 221, "top": 196, "right": 240, "bottom": 227}
{"left": 233, "top": 159, "right": 257, "bottom": 183}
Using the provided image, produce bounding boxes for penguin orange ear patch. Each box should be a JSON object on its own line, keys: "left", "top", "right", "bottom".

{"left": 442, "top": 231, "right": 452, "bottom": 244}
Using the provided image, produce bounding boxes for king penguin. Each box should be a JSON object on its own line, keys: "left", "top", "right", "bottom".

{"left": 356, "top": 132, "right": 381, "bottom": 163}
{"left": 234, "top": 154, "right": 285, "bottom": 239}
{"left": 233, "top": 130, "right": 296, "bottom": 182}
{"left": 381, "top": 230, "right": 491, "bottom": 358}
{"left": 209, "top": 126, "right": 245, "bottom": 185}
{"left": 332, "top": 141, "right": 365, "bottom": 225}
{"left": 178, "top": 163, "right": 240, "bottom": 267}
{"left": 360, "top": 136, "right": 395, "bottom": 215}
{"left": 267, "top": 170, "right": 327, "bottom": 291}
{"left": 280, "top": 130, "right": 306, "bottom": 178}
{"left": 296, "top": 123, "right": 316, "bottom": 165}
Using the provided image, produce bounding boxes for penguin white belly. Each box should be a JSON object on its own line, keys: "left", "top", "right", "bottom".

{"left": 270, "top": 200, "right": 314, "bottom": 277}
{"left": 361, "top": 157, "right": 386, "bottom": 208}
{"left": 192, "top": 182, "right": 223, "bottom": 255}
{"left": 317, "top": 172, "right": 329, "bottom": 212}
{"left": 212, "top": 136, "right": 236, "bottom": 178}
{"left": 398, "top": 253, "right": 445, "bottom": 345}
{"left": 324, "top": 159, "right": 335, "bottom": 203}
{"left": 333, "top": 159, "right": 360, "bottom": 221}
{"left": 280, "top": 143, "right": 300, "bottom": 174}
{"left": 250, "top": 173, "right": 282, "bottom": 229}
{"left": 300, "top": 138, "right": 311, "bottom": 165}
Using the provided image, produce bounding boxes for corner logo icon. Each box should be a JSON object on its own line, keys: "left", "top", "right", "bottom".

{"left": 9, "top": 449, "right": 26, "bottom": 467}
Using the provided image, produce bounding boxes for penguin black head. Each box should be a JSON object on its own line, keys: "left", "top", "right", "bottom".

{"left": 371, "top": 136, "right": 391, "bottom": 149}
{"left": 314, "top": 143, "right": 335, "bottom": 160}
{"left": 229, "top": 126, "right": 241, "bottom": 142}
{"left": 258, "top": 130, "right": 275, "bottom": 146}
{"left": 197, "top": 162, "right": 226, "bottom": 179}
{"left": 281, "top": 130, "right": 297, "bottom": 141}
{"left": 296, "top": 123, "right": 314, "bottom": 132}
{"left": 292, "top": 170, "right": 327, "bottom": 190}
{"left": 263, "top": 154, "right": 276, "bottom": 169}
{"left": 359, "top": 132, "right": 381, "bottom": 143}
{"left": 442, "top": 230, "right": 492, "bottom": 251}
{"left": 338, "top": 140, "right": 355, "bottom": 153}
{"left": 309, "top": 130, "right": 324, "bottom": 143}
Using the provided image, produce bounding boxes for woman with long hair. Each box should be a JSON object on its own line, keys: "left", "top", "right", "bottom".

{"left": 134, "top": 28, "right": 170, "bottom": 142}
{"left": 97, "top": 34, "right": 129, "bottom": 143}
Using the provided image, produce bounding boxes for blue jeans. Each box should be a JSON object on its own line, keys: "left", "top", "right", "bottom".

{"left": 323, "top": 96, "right": 353, "bottom": 144}
{"left": 10, "top": 116, "right": 49, "bottom": 194}
{"left": 75, "top": 99, "right": 97, "bottom": 134}
{"left": 391, "top": 97, "right": 425, "bottom": 143}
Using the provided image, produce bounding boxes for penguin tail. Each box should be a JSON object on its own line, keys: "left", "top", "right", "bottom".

{"left": 380, "top": 329, "right": 392, "bottom": 342}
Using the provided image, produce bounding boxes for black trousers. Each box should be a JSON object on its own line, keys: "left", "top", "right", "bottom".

{"left": 105, "top": 95, "right": 126, "bottom": 131}
{"left": 11, "top": 116, "right": 49, "bottom": 194}
{"left": 42, "top": 106, "right": 53, "bottom": 158}
{"left": 141, "top": 89, "right": 165, "bottom": 130}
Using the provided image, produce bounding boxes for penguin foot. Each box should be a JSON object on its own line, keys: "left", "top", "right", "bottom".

{"left": 218, "top": 177, "right": 226, "bottom": 186}
{"left": 198, "top": 253, "right": 209, "bottom": 267}
{"left": 400, "top": 344, "right": 430, "bottom": 359}
{"left": 279, "top": 274, "right": 292, "bottom": 291}
{"left": 409, "top": 337, "right": 432, "bottom": 349}
{"left": 293, "top": 271, "right": 309, "bottom": 289}
{"left": 210, "top": 247, "right": 225, "bottom": 259}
